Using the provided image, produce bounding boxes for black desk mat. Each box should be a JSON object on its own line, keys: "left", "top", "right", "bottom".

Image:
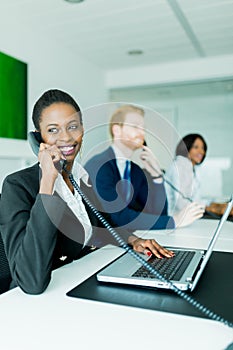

{"left": 67, "top": 252, "right": 233, "bottom": 322}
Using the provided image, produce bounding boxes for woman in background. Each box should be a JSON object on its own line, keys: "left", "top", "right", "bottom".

{"left": 165, "top": 134, "right": 207, "bottom": 215}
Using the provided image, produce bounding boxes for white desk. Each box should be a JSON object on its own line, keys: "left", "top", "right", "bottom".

{"left": 0, "top": 219, "right": 233, "bottom": 350}
{"left": 135, "top": 218, "right": 233, "bottom": 253}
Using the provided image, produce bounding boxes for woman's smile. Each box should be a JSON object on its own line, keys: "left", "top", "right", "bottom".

{"left": 59, "top": 145, "right": 77, "bottom": 157}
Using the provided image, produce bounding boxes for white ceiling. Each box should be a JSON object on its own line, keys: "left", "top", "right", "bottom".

{"left": 1, "top": 0, "right": 233, "bottom": 70}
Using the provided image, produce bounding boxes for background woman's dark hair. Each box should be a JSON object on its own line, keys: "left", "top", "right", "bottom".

{"left": 175, "top": 133, "right": 207, "bottom": 164}
{"left": 32, "top": 89, "right": 82, "bottom": 130}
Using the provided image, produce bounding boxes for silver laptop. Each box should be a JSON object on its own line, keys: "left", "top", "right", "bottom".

{"left": 97, "top": 197, "right": 233, "bottom": 292}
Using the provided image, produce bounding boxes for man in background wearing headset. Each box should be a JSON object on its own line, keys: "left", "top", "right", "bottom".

{"left": 85, "top": 105, "right": 204, "bottom": 232}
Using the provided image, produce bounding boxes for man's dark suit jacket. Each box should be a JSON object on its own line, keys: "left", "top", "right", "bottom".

{"left": 85, "top": 147, "right": 175, "bottom": 231}
{"left": 0, "top": 163, "right": 131, "bottom": 295}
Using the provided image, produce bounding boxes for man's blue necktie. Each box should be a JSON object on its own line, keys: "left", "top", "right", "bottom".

{"left": 123, "top": 160, "right": 131, "bottom": 201}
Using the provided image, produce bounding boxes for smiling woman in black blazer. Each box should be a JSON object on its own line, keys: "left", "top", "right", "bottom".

{"left": 0, "top": 89, "right": 174, "bottom": 295}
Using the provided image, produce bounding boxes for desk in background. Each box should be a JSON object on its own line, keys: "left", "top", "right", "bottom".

{"left": 135, "top": 218, "right": 233, "bottom": 253}
{"left": 0, "top": 219, "right": 232, "bottom": 350}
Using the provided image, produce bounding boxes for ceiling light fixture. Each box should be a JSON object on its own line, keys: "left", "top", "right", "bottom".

{"left": 128, "top": 49, "right": 143, "bottom": 56}
{"left": 64, "top": 0, "right": 85, "bottom": 3}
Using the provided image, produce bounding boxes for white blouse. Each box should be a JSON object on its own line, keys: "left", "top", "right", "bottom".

{"left": 53, "top": 161, "right": 93, "bottom": 246}
{"left": 165, "top": 156, "right": 203, "bottom": 215}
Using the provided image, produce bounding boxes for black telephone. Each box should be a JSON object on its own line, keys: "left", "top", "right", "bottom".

{"left": 28, "top": 131, "right": 65, "bottom": 172}
{"left": 27, "top": 131, "right": 232, "bottom": 328}
{"left": 28, "top": 131, "right": 43, "bottom": 156}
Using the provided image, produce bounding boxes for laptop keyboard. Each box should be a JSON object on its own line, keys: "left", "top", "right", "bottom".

{"left": 132, "top": 250, "right": 195, "bottom": 281}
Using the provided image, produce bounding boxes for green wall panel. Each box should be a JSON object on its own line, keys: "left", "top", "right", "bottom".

{"left": 0, "top": 51, "right": 27, "bottom": 140}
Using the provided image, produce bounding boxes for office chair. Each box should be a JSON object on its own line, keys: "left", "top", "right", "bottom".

{"left": 0, "top": 194, "right": 12, "bottom": 294}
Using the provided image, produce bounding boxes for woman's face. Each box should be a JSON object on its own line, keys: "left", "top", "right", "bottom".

{"left": 188, "top": 138, "right": 205, "bottom": 165}
{"left": 39, "top": 102, "right": 83, "bottom": 163}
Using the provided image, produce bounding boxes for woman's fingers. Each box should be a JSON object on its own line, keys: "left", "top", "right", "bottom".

{"left": 132, "top": 238, "right": 174, "bottom": 259}
{"left": 143, "top": 249, "right": 153, "bottom": 257}
{"left": 38, "top": 143, "right": 67, "bottom": 178}
{"left": 39, "top": 143, "right": 65, "bottom": 163}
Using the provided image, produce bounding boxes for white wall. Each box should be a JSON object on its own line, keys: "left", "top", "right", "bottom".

{"left": 106, "top": 55, "right": 233, "bottom": 89}
{"left": 109, "top": 81, "right": 233, "bottom": 200}
{"left": 1, "top": 7, "right": 233, "bottom": 199}
{"left": 106, "top": 55, "right": 233, "bottom": 200}
{"left": 0, "top": 20, "right": 107, "bottom": 190}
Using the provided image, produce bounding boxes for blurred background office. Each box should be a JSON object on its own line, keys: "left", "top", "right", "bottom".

{"left": 0, "top": 0, "right": 232, "bottom": 203}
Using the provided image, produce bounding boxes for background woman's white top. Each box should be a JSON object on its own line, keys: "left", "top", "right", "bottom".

{"left": 165, "top": 155, "right": 202, "bottom": 215}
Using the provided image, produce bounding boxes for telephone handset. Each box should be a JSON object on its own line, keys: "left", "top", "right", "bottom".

{"left": 28, "top": 131, "right": 65, "bottom": 172}
{"left": 27, "top": 132, "right": 232, "bottom": 327}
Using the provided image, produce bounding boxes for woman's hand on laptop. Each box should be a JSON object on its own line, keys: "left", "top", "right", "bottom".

{"left": 128, "top": 236, "right": 174, "bottom": 259}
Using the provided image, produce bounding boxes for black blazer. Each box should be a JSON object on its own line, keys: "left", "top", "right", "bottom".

{"left": 0, "top": 163, "right": 131, "bottom": 294}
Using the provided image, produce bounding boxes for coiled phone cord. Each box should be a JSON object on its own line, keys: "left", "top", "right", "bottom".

{"left": 67, "top": 170, "right": 233, "bottom": 328}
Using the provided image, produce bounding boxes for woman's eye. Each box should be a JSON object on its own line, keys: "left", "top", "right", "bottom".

{"left": 69, "top": 125, "right": 78, "bottom": 130}
{"left": 48, "top": 128, "right": 58, "bottom": 133}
